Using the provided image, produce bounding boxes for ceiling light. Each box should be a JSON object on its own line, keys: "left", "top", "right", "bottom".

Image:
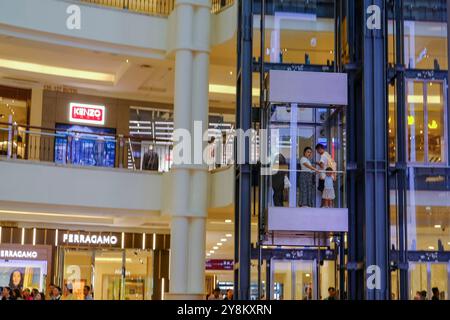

{"left": 229, "top": 71, "right": 233, "bottom": 75}
{"left": 210, "top": 250, "right": 215, "bottom": 254}
{"left": 305, "top": 273, "right": 311, "bottom": 277}
{"left": 0, "top": 58, "right": 115, "bottom": 82}
{"left": 126, "top": 59, "right": 129, "bottom": 63}
{"left": 447, "top": 242, "right": 450, "bottom": 245}
{"left": 225, "top": 219, "right": 232, "bottom": 223}
{"left": 220, "top": 238, "right": 227, "bottom": 242}
{"left": 209, "top": 84, "right": 259, "bottom": 97}
{"left": 428, "top": 246, "right": 435, "bottom": 250}
{"left": 226, "top": 234, "right": 232, "bottom": 238}
{"left": 213, "top": 246, "right": 219, "bottom": 250}
{"left": 206, "top": 253, "right": 211, "bottom": 257}
{"left": 434, "top": 225, "right": 442, "bottom": 229}
{"left": 217, "top": 243, "right": 223, "bottom": 246}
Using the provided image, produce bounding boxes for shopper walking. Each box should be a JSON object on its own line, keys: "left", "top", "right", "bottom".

{"left": 207, "top": 288, "right": 223, "bottom": 300}
{"left": 52, "top": 286, "right": 62, "bottom": 300}
{"left": 432, "top": 287, "right": 440, "bottom": 300}
{"left": 1, "top": 287, "right": 11, "bottom": 300}
{"left": 63, "top": 283, "right": 76, "bottom": 300}
{"left": 223, "top": 289, "right": 233, "bottom": 301}
{"left": 298, "top": 147, "right": 319, "bottom": 207}
{"left": 324, "top": 287, "right": 337, "bottom": 300}
{"left": 84, "top": 285, "right": 93, "bottom": 300}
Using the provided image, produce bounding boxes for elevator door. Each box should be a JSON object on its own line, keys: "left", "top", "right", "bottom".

{"left": 409, "top": 262, "right": 450, "bottom": 300}
{"left": 271, "top": 260, "right": 317, "bottom": 300}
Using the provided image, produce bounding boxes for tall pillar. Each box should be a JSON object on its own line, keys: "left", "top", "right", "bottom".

{"left": 166, "top": 0, "right": 211, "bottom": 300}
{"left": 30, "top": 86, "right": 43, "bottom": 160}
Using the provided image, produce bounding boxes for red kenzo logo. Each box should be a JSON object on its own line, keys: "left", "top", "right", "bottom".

{"left": 72, "top": 106, "right": 103, "bottom": 121}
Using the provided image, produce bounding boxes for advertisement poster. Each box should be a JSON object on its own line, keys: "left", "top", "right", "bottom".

{"left": 0, "top": 261, "right": 47, "bottom": 291}
{"left": 54, "top": 123, "right": 116, "bottom": 168}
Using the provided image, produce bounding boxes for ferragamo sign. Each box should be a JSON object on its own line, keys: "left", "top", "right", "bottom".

{"left": 62, "top": 233, "right": 118, "bottom": 246}
{"left": 69, "top": 102, "right": 105, "bottom": 125}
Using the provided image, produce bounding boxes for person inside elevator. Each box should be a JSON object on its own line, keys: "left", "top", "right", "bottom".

{"left": 315, "top": 144, "right": 335, "bottom": 206}
{"left": 272, "top": 154, "right": 288, "bottom": 207}
{"left": 299, "top": 147, "right": 320, "bottom": 207}
{"left": 322, "top": 168, "right": 336, "bottom": 208}
{"left": 143, "top": 145, "right": 159, "bottom": 171}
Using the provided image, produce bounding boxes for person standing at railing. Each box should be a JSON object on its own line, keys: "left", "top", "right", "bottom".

{"left": 298, "top": 147, "right": 320, "bottom": 208}
{"left": 315, "top": 143, "right": 336, "bottom": 207}
{"left": 322, "top": 168, "right": 336, "bottom": 208}
{"left": 272, "top": 154, "right": 288, "bottom": 207}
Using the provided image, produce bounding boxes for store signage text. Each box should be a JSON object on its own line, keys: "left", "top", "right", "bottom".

{"left": 205, "top": 259, "right": 234, "bottom": 271}
{"left": 63, "top": 233, "right": 118, "bottom": 246}
{"left": 69, "top": 103, "right": 105, "bottom": 125}
{"left": 0, "top": 250, "right": 38, "bottom": 259}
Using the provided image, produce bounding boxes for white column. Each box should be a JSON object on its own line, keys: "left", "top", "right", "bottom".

{"left": 30, "top": 87, "right": 43, "bottom": 160}
{"left": 167, "top": 0, "right": 211, "bottom": 300}
{"left": 187, "top": 217, "right": 206, "bottom": 293}
{"left": 169, "top": 217, "right": 189, "bottom": 293}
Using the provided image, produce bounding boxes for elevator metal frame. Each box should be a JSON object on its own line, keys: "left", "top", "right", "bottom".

{"left": 236, "top": 0, "right": 391, "bottom": 300}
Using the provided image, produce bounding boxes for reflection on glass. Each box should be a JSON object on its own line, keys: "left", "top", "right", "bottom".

{"left": 293, "top": 261, "right": 314, "bottom": 300}
{"left": 427, "top": 82, "right": 445, "bottom": 163}
{"left": 63, "top": 249, "right": 93, "bottom": 301}
{"left": 389, "top": 84, "right": 397, "bottom": 163}
{"left": 431, "top": 264, "right": 448, "bottom": 300}
{"left": 409, "top": 263, "right": 427, "bottom": 300}
{"left": 272, "top": 261, "right": 292, "bottom": 300}
{"left": 404, "top": 21, "right": 448, "bottom": 70}
{"left": 407, "top": 81, "right": 425, "bottom": 163}
{"left": 94, "top": 250, "right": 124, "bottom": 300}
{"left": 125, "top": 249, "right": 153, "bottom": 300}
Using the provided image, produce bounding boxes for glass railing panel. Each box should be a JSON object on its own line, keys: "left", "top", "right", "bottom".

{"left": 268, "top": 168, "right": 346, "bottom": 209}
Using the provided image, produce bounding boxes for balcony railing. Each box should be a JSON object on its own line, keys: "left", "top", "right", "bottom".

{"left": 0, "top": 121, "right": 232, "bottom": 172}
{"left": 74, "top": 0, "right": 234, "bottom": 16}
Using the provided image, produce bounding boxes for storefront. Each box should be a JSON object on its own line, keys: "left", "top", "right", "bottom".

{"left": 0, "top": 244, "right": 52, "bottom": 292}
{"left": 0, "top": 85, "right": 31, "bottom": 158}
{"left": 0, "top": 226, "right": 170, "bottom": 300}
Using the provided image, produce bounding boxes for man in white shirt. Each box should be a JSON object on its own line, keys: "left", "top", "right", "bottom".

{"left": 315, "top": 143, "right": 333, "bottom": 206}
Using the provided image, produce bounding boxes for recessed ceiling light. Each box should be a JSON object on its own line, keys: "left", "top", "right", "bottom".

{"left": 210, "top": 250, "right": 215, "bottom": 254}
{"left": 225, "top": 219, "right": 232, "bottom": 223}
{"left": 213, "top": 246, "right": 219, "bottom": 250}
{"left": 206, "top": 253, "right": 211, "bottom": 257}
{"left": 305, "top": 273, "right": 311, "bottom": 277}
{"left": 229, "top": 71, "right": 233, "bottom": 75}
{"left": 428, "top": 246, "right": 435, "bottom": 250}
{"left": 0, "top": 58, "right": 115, "bottom": 82}
{"left": 434, "top": 225, "right": 442, "bottom": 229}
{"left": 220, "top": 238, "right": 227, "bottom": 242}
{"left": 217, "top": 243, "right": 223, "bottom": 246}
{"left": 226, "top": 234, "right": 232, "bottom": 238}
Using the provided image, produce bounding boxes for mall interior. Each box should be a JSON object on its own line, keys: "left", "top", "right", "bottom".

{"left": 0, "top": 0, "right": 449, "bottom": 301}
